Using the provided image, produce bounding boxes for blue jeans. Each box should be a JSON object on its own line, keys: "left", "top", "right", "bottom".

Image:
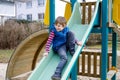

{"left": 53, "top": 31, "right": 75, "bottom": 77}
{"left": 66, "top": 31, "right": 76, "bottom": 55}
{"left": 55, "top": 45, "right": 67, "bottom": 75}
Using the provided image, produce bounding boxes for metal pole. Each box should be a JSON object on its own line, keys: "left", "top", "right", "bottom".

{"left": 112, "top": 31, "right": 117, "bottom": 80}
{"left": 70, "top": 0, "right": 77, "bottom": 80}
{"left": 70, "top": 0, "right": 76, "bottom": 11}
{"left": 50, "top": 0, "right": 55, "bottom": 26}
{"left": 101, "top": 0, "right": 108, "bottom": 79}
{"left": 109, "top": 0, "right": 117, "bottom": 79}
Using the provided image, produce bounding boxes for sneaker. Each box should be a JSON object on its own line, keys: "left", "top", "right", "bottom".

{"left": 51, "top": 74, "right": 61, "bottom": 80}
{"left": 51, "top": 77, "right": 61, "bottom": 80}
{"left": 69, "top": 47, "right": 75, "bottom": 56}
{"left": 70, "top": 51, "right": 75, "bottom": 56}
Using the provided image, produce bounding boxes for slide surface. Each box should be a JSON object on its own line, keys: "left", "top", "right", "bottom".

{"left": 28, "top": 0, "right": 100, "bottom": 80}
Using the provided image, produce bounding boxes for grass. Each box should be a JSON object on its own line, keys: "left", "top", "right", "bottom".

{"left": 0, "top": 49, "right": 14, "bottom": 63}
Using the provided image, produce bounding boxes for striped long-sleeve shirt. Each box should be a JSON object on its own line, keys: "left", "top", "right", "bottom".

{"left": 45, "top": 31, "right": 55, "bottom": 53}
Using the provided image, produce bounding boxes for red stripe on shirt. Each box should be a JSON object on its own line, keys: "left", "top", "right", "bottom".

{"left": 45, "top": 31, "right": 54, "bottom": 52}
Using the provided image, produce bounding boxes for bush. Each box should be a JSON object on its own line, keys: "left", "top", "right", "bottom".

{"left": 0, "top": 20, "right": 45, "bottom": 49}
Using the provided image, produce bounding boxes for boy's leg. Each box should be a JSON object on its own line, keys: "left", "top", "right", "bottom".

{"left": 52, "top": 45, "right": 67, "bottom": 80}
{"left": 66, "top": 31, "right": 75, "bottom": 55}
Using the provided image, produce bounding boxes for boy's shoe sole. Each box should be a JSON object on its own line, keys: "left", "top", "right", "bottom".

{"left": 51, "top": 77, "right": 61, "bottom": 80}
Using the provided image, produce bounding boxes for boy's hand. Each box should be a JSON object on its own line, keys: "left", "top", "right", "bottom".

{"left": 76, "top": 41, "right": 82, "bottom": 46}
{"left": 43, "top": 52, "right": 48, "bottom": 56}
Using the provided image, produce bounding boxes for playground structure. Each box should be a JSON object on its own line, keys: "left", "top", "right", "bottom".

{"left": 6, "top": 0, "right": 120, "bottom": 80}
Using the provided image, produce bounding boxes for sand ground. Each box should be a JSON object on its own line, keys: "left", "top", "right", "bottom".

{"left": 0, "top": 54, "right": 120, "bottom": 80}
{"left": 0, "top": 62, "right": 120, "bottom": 80}
{"left": 0, "top": 63, "right": 7, "bottom": 80}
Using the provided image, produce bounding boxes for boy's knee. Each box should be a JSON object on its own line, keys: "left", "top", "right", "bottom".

{"left": 61, "top": 56, "right": 68, "bottom": 61}
{"left": 67, "top": 31, "right": 75, "bottom": 41}
{"left": 67, "top": 31, "right": 74, "bottom": 37}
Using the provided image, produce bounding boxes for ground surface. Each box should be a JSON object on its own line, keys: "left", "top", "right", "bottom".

{"left": 0, "top": 57, "right": 120, "bottom": 80}
{"left": 0, "top": 49, "right": 120, "bottom": 80}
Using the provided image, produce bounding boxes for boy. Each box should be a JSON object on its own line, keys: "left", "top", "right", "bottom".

{"left": 44, "top": 16, "right": 82, "bottom": 80}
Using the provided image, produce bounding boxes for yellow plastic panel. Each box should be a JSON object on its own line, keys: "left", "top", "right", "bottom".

{"left": 64, "top": 3, "right": 72, "bottom": 22}
{"left": 113, "top": 0, "right": 120, "bottom": 26}
{"left": 44, "top": 0, "right": 49, "bottom": 25}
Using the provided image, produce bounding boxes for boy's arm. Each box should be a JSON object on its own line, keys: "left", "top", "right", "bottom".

{"left": 45, "top": 31, "right": 54, "bottom": 53}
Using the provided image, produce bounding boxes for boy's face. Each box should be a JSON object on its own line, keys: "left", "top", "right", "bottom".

{"left": 55, "top": 23, "right": 65, "bottom": 31}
